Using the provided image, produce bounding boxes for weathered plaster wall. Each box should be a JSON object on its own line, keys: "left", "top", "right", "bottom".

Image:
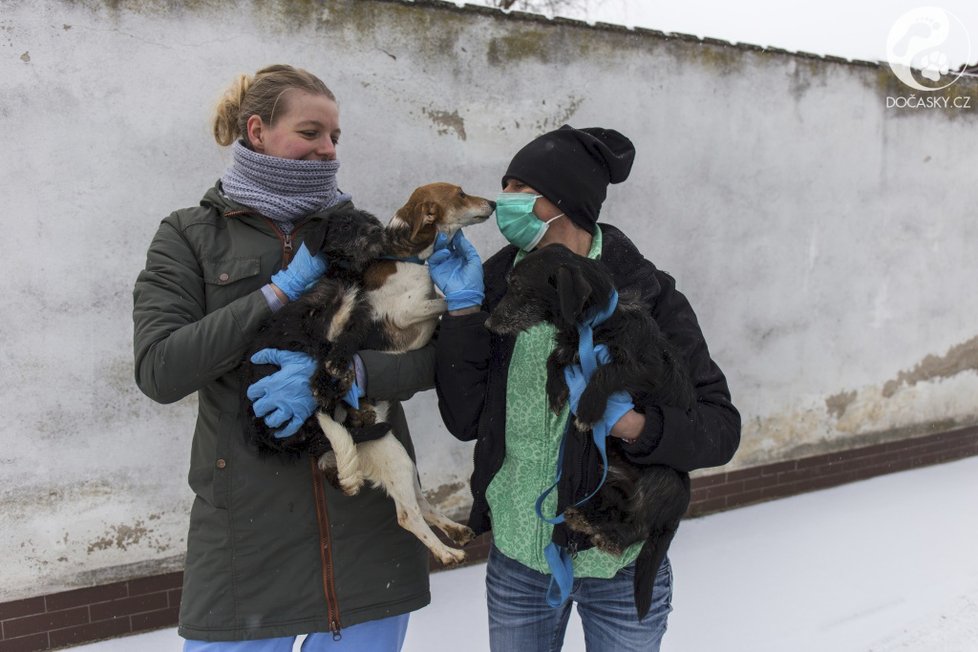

{"left": 1, "top": 0, "right": 976, "bottom": 601}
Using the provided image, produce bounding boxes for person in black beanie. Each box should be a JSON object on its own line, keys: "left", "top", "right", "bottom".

{"left": 429, "top": 125, "right": 740, "bottom": 652}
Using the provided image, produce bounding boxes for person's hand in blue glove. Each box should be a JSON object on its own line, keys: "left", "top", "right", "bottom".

{"left": 563, "top": 344, "right": 635, "bottom": 437}
{"left": 247, "top": 349, "right": 318, "bottom": 439}
{"left": 270, "top": 242, "right": 328, "bottom": 302}
{"left": 428, "top": 230, "right": 485, "bottom": 312}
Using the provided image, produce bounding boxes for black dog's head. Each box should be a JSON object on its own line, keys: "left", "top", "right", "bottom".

{"left": 303, "top": 206, "right": 386, "bottom": 273}
{"left": 486, "top": 244, "right": 617, "bottom": 335}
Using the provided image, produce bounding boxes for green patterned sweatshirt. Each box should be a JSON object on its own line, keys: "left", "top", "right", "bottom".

{"left": 485, "top": 226, "right": 644, "bottom": 577}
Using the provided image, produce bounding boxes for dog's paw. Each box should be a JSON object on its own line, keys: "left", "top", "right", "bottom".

{"left": 347, "top": 406, "right": 377, "bottom": 428}
{"left": 324, "top": 359, "right": 355, "bottom": 390}
{"left": 445, "top": 523, "right": 476, "bottom": 547}
{"left": 590, "top": 532, "right": 624, "bottom": 556}
{"left": 434, "top": 546, "right": 466, "bottom": 567}
{"left": 564, "top": 507, "right": 598, "bottom": 536}
{"left": 573, "top": 416, "right": 596, "bottom": 433}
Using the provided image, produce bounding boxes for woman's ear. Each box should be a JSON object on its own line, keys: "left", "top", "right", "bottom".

{"left": 555, "top": 264, "right": 591, "bottom": 326}
{"left": 246, "top": 114, "right": 265, "bottom": 152}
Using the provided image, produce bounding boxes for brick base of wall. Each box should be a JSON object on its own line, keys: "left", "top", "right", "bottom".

{"left": 2, "top": 426, "right": 976, "bottom": 652}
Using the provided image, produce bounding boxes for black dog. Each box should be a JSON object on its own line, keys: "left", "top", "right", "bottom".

{"left": 485, "top": 244, "right": 693, "bottom": 619}
{"left": 242, "top": 205, "right": 388, "bottom": 458}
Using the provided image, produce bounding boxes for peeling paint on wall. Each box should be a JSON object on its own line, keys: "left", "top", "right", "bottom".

{"left": 882, "top": 335, "right": 978, "bottom": 397}
{"left": 422, "top": 107, "right": 467, "bottom": 140}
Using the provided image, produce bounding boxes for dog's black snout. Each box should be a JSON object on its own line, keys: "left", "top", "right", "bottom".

{"left": 488, "top": 200, "right": 496, "bottom": 212}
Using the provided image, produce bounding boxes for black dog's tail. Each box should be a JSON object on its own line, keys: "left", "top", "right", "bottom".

{"left": 632, "top": 469, "right": 691, "bottom": 619}
{"left": 633, "top": 523, "right": 679, "bottom": 620}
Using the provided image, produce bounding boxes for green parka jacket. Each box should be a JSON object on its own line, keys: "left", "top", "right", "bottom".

{"left": 133, "top": 183, "right": 433, "bottom": 642}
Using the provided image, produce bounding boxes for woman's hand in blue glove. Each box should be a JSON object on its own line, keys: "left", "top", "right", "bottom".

{"left": 247, "top": 349, "right": 318, "bottom": 439}
{"left": 270, "top": 242, "right": 328, "bottom": 301}
{"left": 428, "top": 230, "right": 485, "bottom": 312}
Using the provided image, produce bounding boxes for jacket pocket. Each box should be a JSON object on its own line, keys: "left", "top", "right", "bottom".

{"left": 201, "top": 257, "right": 262, "bottom": 311}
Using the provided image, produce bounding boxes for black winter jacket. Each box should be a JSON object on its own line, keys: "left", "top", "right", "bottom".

{"left": 435, "top": 224, "right": 740, "bottom": 546}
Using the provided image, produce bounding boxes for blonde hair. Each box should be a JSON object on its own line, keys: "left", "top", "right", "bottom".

{"left": 213, "top": 64, "right": 336, "bottom": 147}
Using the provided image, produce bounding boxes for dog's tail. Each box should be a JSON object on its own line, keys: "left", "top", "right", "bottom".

{"left": 633, "top": 524, "right": 678, "bottom": 621}
{"left": 316, "top": 411, "right": 364, "bottom": 495}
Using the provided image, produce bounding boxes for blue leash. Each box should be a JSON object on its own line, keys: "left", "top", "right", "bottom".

{"left": 534, "top": 290, "right": 619, "bottom": 608}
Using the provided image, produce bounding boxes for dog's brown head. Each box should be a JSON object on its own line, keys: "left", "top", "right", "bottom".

{"left": 386, "top": 182, "right": 495, "bottom": 259}
{"left": 486, "top": 244, "right": 617, "bottom": 334}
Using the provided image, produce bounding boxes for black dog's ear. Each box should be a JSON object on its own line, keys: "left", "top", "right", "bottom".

{"left": 555, "top": 264, "right": 591, "bottom": 326}
{"left": 302, "top": 222, "right": 328, "bottom": 255}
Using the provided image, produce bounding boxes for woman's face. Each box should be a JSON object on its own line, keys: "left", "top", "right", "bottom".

{"left": 247, "top": 91, "right": 341, "bottom": 161}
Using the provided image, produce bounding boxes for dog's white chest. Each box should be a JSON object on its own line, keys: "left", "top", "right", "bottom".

{"left": 367, "top": 262, "right": 443, "bottom": 351}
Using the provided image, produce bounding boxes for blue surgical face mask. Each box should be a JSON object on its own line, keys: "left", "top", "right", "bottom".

{"left": 495, "top": 193, "right": 564, "bottom": 251}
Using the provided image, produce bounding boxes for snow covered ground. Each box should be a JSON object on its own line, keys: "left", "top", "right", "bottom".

{"left": 73, "top": 456, "right": 978, "bottom": 651}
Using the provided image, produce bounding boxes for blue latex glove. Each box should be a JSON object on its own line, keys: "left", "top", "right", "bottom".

{"left": 563, "top": 344, "right": 634, "bottom": 432}
{"left": 247, "top": 349, "right": 318, "bottom": 438}
{"left": 428, "top": 230, "right": 485, "bottom": 311}
{"left": 270, "top": 242, "right": 328, "bottom": 301}
{"left": 342, "top": 379, "right": 365, "bottom": 409}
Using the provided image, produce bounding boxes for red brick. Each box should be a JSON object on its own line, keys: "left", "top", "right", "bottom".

{"left": 130, "top": 606, "right": 180, "bottom": 633}
{"left": 742, "top": 475, "right": 778, "bottom": 492}
{"left": 687, "top": 495, "right": 727, "bottom": 515}
{"left": 690, "top": 472, "right": 728, "bottom": 489}
{"left": 45, "top": 582, "right": 128, "bottom": 612}
{"left": 128, "top": 573, "right": 183, "bottom": 597}
{"left": 47, "top": 616, "right": 131, "bottom": 648}
{"left": 90, "top": 593, "right": 168, "bottom": 623}
{"left": 724, "top": 466, "right": 765, "bottom": 483}
{"left": 0, "top": 597, "right": 45, "bottom": 621}
{"left": 4, "top": 607, "right": 89, "bottom": 639}
{"left": 0, "top": 632, "right": 49, "bottom": 652}
{"left": 759, "top": 460, "right": 798, "bottom": 476}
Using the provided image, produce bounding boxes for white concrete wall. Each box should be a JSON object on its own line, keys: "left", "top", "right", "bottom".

{"left": 1, "top": 0, "right": 976, "bottom": 601}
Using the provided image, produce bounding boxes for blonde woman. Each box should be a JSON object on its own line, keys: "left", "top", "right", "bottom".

{"left": 134, "top": 65, "right": 433, "bottom": 651}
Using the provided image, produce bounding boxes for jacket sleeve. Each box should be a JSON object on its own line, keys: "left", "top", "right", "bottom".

{"left": 357, "top": 343, "right": 436, "bottom": 403}
{"left": 434, "top": 311, "right": 492, "bottom": 442}
{"left": 133, "top": 218, "right": 271, "bottom": 404}
{"left": 621, "top": 271, "right": 741, "bottom": 472}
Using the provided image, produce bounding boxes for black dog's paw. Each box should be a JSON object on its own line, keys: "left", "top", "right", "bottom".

{"left": 323, "top": 356, "right": 355, "bottom": 391}
{"left": 574, "top": 394, "right": 607, "bottom": 428}
{"left": 546, "top": 376, "right": 569, "bottom": 415}
{"left": 346, "top": 405, "right": 377, "bottom": 428}
{"left": 564, "top": 507, "right": 597, "bottom": 536}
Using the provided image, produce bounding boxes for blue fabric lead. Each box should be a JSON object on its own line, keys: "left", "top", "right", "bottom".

{"left": 534, "top": 290, "right": 620, "bottom": 608}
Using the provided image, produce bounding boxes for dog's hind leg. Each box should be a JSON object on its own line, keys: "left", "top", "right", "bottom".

{"left": 413, "top": 480, "right": 475, "bottom": 547}
{"left": 316, "top": 411, "right": 364, "bottom": 495}
{"left": 356, "top": 435, "right": 467, "bottom": 567}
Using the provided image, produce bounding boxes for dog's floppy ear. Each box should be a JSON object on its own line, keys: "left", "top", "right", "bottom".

{"left": 302, "top": 222, "right": 329, "bottom": 255}
{"left": 555, "top": 264, "right": 592, "bottom": 326}
{"left": 411, "top": 200, "right": 442, "bottom": 238}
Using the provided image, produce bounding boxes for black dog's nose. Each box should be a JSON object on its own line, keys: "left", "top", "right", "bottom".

{"left": 488, "top": 200, "right": 496, "bottom": 212}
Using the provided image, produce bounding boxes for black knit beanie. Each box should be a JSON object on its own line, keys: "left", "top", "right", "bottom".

{"left": 501, "top": 124, "right": 635, "bottom": 234}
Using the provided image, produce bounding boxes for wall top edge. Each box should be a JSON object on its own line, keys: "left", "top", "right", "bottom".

{"left": 377, "top": 0, "right": 887, "bottom": 70}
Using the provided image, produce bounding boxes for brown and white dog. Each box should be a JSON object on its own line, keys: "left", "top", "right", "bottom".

{"left": 314, "top": 183, "right": 494, "bottom": 565}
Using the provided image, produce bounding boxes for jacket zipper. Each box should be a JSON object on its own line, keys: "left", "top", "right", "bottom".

{"left": 310, "top": 457, "right": 343, "bottom": 640}
{"left": 261, "top": 217, "right": 299, "bottom": 265}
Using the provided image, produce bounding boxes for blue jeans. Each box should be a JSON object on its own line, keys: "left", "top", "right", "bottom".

{"left": 486, "top": 546, "right": 672, "bottom": 652}
{"left": 183, "top": 613, "right": 409, "bottom": 652}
